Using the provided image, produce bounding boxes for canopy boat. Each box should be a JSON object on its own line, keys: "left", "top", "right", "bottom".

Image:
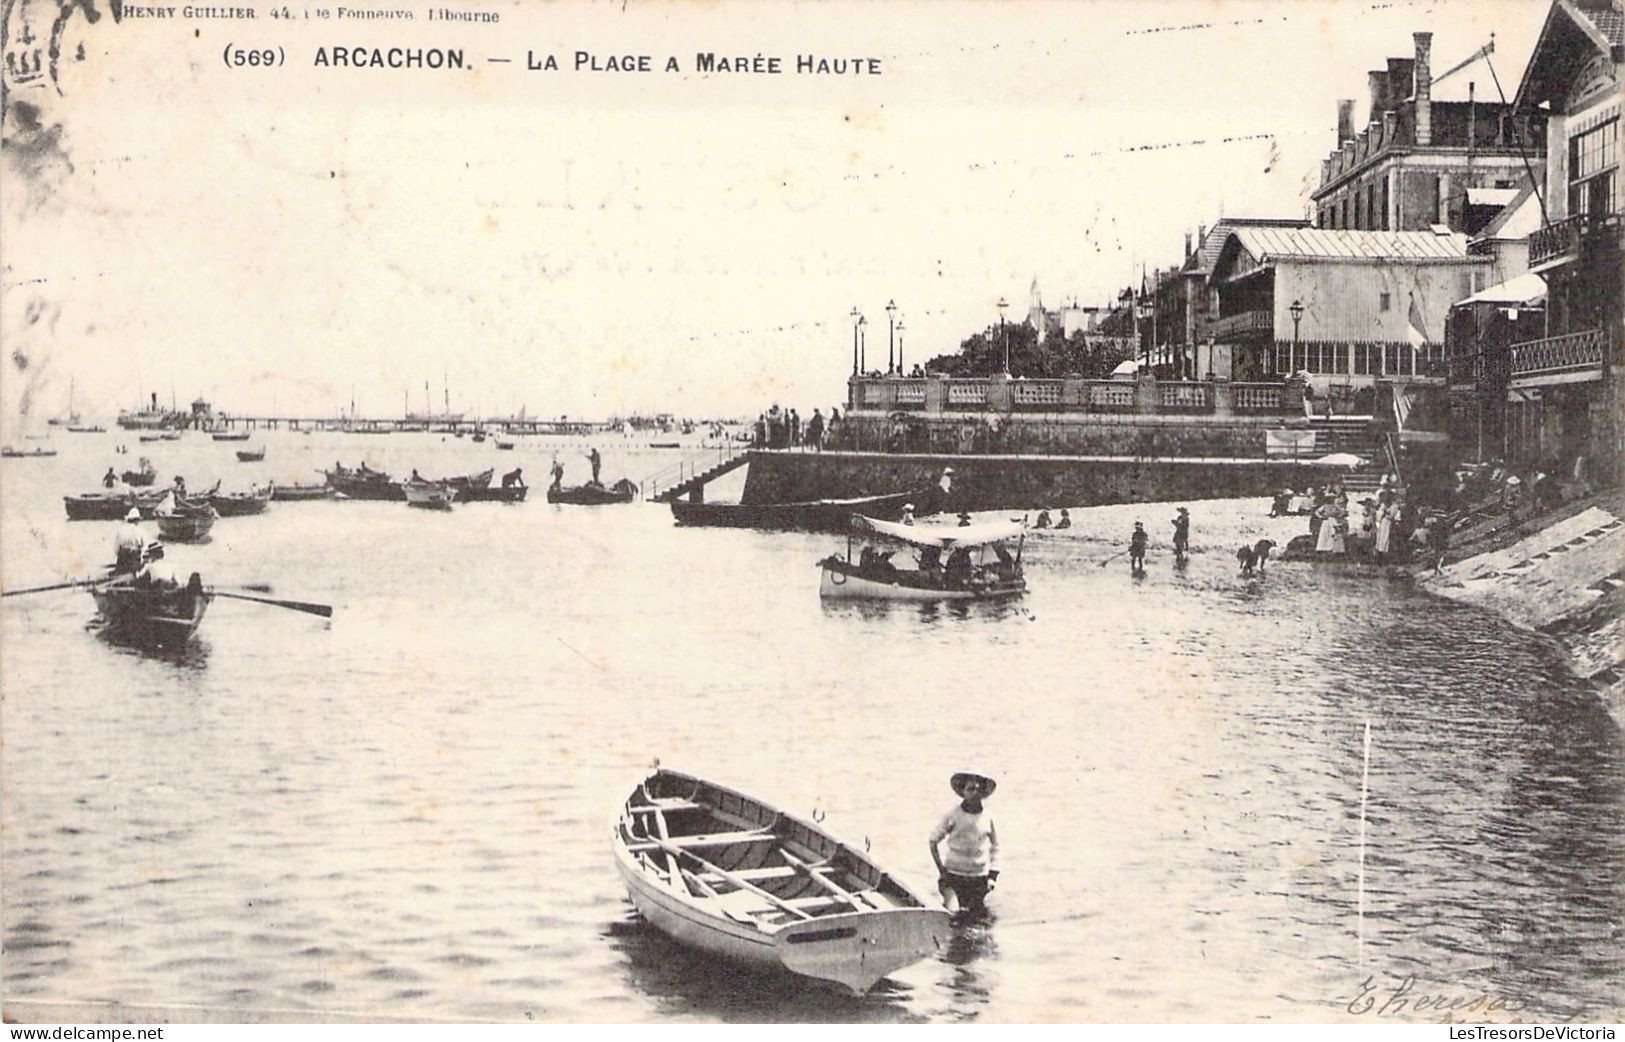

{"left": 324, "top": 465, "right": 404, "bottom": 500}
{"left": 120, "top": 458, "right": 158, "bottom": 486}
{"left": 818, "top": 516, "right": 1028, "bottom": 601}
{"left": 210, "top": 484, "right": 273, "bottom": 517}
{"left": 612, "top": 768, "right": 950, "bottom": 996}
{"left": 271, "top": 482, "right": 336, "bottom": 501}
{"left": 547, "top": 479, "right": 638, "bottom": 505}
{"left": 211, "top": 430, "right": 251, "bottom": 442}
{"left": 156, "top": 501, "right": 218, "bottom": 542}
{"left": 235, "top": 447, "right": 266, "bottom": 462}
{"left": 671, "top": 491, "right": 915, "bottom": 532}
{"left": 402, "top": 478, "right": 457, "bottom": 509}
{"left": 63, "top": 489, "right": 166, "bottom": 521}
{"left": 1, "top": 445, "right": 57, "bottom": 458}
{"left": 90, "top": 574, "right": 212, "bottom": 645}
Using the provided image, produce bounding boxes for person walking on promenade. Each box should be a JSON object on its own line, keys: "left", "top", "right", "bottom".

{"left": 806, "top": 409, "right": 825, "bottom": 451}
{"left": 929, "top": 770, "right": 1000, "bottom": 921}
{"left": 1171, "top": 507, "right": 1191, "bottom": 563}
{"left": 1129, "top": 521, "right": 1148, "bottom": 572}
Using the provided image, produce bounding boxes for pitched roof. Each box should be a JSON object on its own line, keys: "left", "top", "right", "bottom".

{"left": 1182, "top": 216, "right": 1311, "bottom": 274}
{"left": 1227, "top": 227, "right": 1476, "bottom": 266}
{"left": 1473, "top": 182, "right": 1543, "bottom": 241}
{"left": 1515, "top": 0, "right": 1622, "bottom": 110}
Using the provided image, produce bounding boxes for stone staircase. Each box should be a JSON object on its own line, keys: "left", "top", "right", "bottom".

{"left": 645, "top": 444, "right": 754, "bottom": 503}
{"left": 1308, "top": 415, "right": 1389, "bottom": 493}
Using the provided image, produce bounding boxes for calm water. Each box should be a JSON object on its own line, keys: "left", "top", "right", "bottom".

{"left": 3, "top": 431, "right": 1622, "bottom": 1023}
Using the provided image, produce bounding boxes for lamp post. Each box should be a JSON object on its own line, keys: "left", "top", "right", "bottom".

{"left": 897, "top": 319, "right": 906, "bottom": 374}
{"left": 1136, "top": 297, "right": 1152, "bottom": 371}
{"left": 859, "top": 314, "right": 867, "bottom": 373}
{"left": 997, "top": 296, "right": 1009, "bottom": 374}
{"left": 1289, "top": 299, "right": 1304, "bottom": 376}
{"left": 850, "top": 307, "right": 862, "bottom": 375}
{"left": 886, "top": 299, "right": 897, "bottom": 374}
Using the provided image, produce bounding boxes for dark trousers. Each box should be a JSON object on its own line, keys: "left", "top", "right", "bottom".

{"left": 943, "top": 872, "right": 991, "bottom": 915}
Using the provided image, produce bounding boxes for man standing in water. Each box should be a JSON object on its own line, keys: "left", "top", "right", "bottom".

{"left": 1171, "top": 507, "right": 1191, "bottom": 563}
{"left": 929, "top": 770, "right": 1000, "bottom": 921}
{"left": 1129, "top": 521, "right": 1149, "bottom": 572}
{"left": 586, "top": 447, "right": 602, "bottom": 485}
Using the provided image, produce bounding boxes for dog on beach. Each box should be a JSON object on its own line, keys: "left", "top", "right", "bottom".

{"left": 1237, "top": 539, "right": 1276, "bottom": 577}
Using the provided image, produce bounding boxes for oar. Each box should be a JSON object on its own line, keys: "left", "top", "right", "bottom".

{"left": 2, "top": 577, "right": 105, "bottom": 598}
{"left": 208, "top": 589, "right": 333, "bottom": 618}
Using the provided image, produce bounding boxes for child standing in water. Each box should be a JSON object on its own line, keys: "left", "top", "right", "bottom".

{"left": 929, "top": 770, "right": 1000, "bottom": 921}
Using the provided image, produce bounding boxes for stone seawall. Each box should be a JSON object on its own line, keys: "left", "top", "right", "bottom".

{"left": 740, "top": 450, "right": 1339, "bottom": 511}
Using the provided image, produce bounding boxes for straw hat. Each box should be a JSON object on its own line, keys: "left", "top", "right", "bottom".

{"left": 950, "top": 771, "right": 997, "bottom": 798}
{"left": 902, "top": 503, "right": 915, "bottom": 512}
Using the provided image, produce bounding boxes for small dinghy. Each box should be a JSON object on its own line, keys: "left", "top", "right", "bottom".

{"left": 612, "top": 768, "right": 950, "bottom": 996}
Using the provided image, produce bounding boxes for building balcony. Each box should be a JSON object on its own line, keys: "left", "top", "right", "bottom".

{"left": 1528, "top": 213, "right": 1624, "bottom": 270}
{"left": 1509, "top": 328, "right": 1612, "bottom": 386}
{"left": 1209, "top": 309, "right": 1275, "bottom": 341}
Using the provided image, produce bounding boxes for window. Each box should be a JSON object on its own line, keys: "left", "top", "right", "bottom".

{"left": 1569, "top": 118, "right": 1618, "bottom": 220}
{"left": 1379, "top": 292, "right": 1391, "bottom": 312}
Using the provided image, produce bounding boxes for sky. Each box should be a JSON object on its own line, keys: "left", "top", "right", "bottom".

{"left": 0, "top": 0, "right": 1548, "bottom": 423}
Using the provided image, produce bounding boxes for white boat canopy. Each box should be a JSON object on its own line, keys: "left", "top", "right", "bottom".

{"left": 854, "top": 515, "right": 1026, "bottom": 547}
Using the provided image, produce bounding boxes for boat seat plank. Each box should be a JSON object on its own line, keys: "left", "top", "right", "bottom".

{"left": 624, "top": 830, "right": 778, "bottom": 852}
{"left": 697, "top": 866, "right": 798, "bottom": 885}
{"left": 628, "top": 800, "right": 708, "bottom": 814}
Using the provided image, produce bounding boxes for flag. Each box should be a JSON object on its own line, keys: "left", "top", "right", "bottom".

{"left": 1406, "top": 291, "right": 1429, "bottom": 348}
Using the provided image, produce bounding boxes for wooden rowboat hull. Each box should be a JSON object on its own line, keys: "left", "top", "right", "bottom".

{"left": 90, "top": 582, "right": 212, "bottom": 644}
{"left": 156, "top": 513, "right": 217, "bottom": 542}
{"left": 548, "top": 483, "right": 635, "bottom": 505}
{"left": 64, "top": 492, "right": 164, "bottom": 521}
{"left": 611, "top": 769, "right": 949, "bottom": 995}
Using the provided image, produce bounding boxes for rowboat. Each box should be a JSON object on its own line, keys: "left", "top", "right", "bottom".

{"left": 210, "top": 484, "right": 273, "bottom": 517}
{"left": 671, "top": 491, "right": 915, "bottom": 533}
{"left": 324, "top": 466, "right": 404, "bottom": 500}
{"left": 612, "top": 768, "right": 950, "bottom": 996}
{"left": 271, "top": 482, "right": 336, "bottom": 501}
{"left": 495, "top": 440, "right": 515, "bottom": 450}
{"left": 63, "top": 490, "right": 166, "bottom": 521}
{"left": 457, "top": 485, "right": 528, "bottom": 503}
{"left": 156, "top": 503, "right": 219, "bottom": 542}
{"left": 89, "top": 574, "right": 212, "bottom": 645}
{"left": 211, "top": 431, "right": 251, "bottom": 442}
{"left": 444, "top": 468, "right": 494, "bottom": 493}
{"left": 235, "top": 447, "right": 266, "bottom": 462}
{"left": 138, "top": 433, "right": 164, "bottom": 443}
{"left": 1, "top": 446, "right": 57, "bottom": 458}
{"left": 120, "top": 459, "right": 158, "bottom": 486}
{"left": 548, "top": 479, "right": 638, "bottom": 505}
{"left": 818, "top": 516, "right": 1027, "bottom": 601}
{"left": 402, "top": 479, "right": 457, "bottom": 509}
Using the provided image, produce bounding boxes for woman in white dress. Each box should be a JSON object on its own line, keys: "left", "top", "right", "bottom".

{"left": 1374, "top": 493, "right": 1394, "bottom": 556}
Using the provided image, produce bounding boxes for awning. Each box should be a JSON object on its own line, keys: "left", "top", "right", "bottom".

{"left": 1465, "top": 187, "right": 1520, "bottom": 208}
{"left": 1457, "top": 272, "right": 1547, "bottom": 307}
{"left": 854, "top": 516, "right": 1026, "bottom": 548}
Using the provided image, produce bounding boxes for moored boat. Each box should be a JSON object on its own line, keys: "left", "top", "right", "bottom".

{"left": 444, "top": 468, "right": 494, "bottom": 493}
{"left": 457, "top": 485, "right": 528, "bottom": 503}
{"left": 612, "top": 768, "right": 950, "bottom": 996}
{"left": 1, "top": 445, "right": 58, "bottom": 458}
{"left": 671, "top": 491, "right": 915, "bottom": 532}
{"left": 156, "top": 503, "right": 218, "bottom": 542}
{"left": 67, "top": 424, "right": 107, "bottom": 433}
{"left": 271, "top": 482, "right": 336, "bottom": 501}
{"left": 64, "top": 489, "right": 166, "bottom": 521}
{"left": 402, "top": 479, "right": 457, "bottom": 509}
{"left": 818, "top": 516, "right": 1028, "bottom": 601}
{"left": 120, "top": 458, "right": 158, "bottom": 486}
{"left": 324, "top": 465, "right": 404, "bottom": 500}
{"left": 211, "top": 430, "right": 251, "bottom": 442}
{"left": 547, "top": 479, "right": 638, "bottom": 505}
{"left": 89, "top": 574, "right": 212, "bottom": 645}
{"left": 236, "top": 447, "right": 266, "bottom": 462}
{"left": 210, "top": 484, "right": 273, "bottom": 517}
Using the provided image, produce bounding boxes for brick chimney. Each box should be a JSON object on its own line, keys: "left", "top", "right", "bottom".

{"left": 1368, "top": 71, "right": 1389, "bottom": 123}
{"left": 1337, "top": 99, "right": 1356, "bottom": 145}
{"left": 1184, "top": 231, "right": 1193, "bottom": 260}
{"left": 1413, "top": 32, "right": 1432, "bottom": 146}
{"left": 1388, "top": 57, "right": 1415, "bottom": 106}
